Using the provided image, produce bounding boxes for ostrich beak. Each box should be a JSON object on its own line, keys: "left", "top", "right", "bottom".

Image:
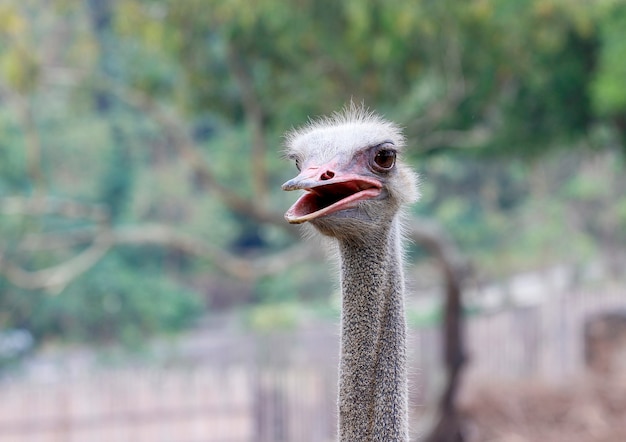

{"left": 282, "top": 164, "right": 382, "bottom": 224}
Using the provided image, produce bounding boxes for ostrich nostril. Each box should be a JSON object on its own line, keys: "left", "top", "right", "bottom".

{"left": 320, "top": 170, "right": 335, "bottom": 180}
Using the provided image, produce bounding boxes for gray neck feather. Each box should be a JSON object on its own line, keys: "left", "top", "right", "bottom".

{"left": 337, "top": 219, "right": 408, "bottom": 441}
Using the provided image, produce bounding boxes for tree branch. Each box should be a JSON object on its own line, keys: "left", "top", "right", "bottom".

{"left": 18, "top": 227, "right": 98, "bottom": 252}
{"left": 1, "top": 196, "right": 109, "bottom": 222}
{"left": 17, "top": 98, "right": 45, "bottom": 194}
{"left": 106, "top": 80, "right": 287, "bottom": 227}
{"left": 0, "top": 231, "right": 113, "bottom": 294}
{"left": 0, "top": 196, "right": 315, "bottom": 292}
{"left": 111, "top": 224, "right": 317, "bottom": 281}
{"left": 408, "top": 33, "right": 467, "bottom": 136}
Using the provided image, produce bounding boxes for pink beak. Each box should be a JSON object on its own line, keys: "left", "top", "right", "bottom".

{"left": 282, "top": 161, "right": 382, "bottom": 224}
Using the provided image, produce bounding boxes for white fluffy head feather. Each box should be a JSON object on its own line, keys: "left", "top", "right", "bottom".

{"left": 284, "top": 103, "right": 406, "bottom": 166}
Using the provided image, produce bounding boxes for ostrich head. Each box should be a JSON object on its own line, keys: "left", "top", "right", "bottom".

{"left": 282, "top": 106, "right": 418, "bottom": 240}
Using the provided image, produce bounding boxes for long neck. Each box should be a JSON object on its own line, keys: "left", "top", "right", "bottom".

{"left": 337, "top": 219, "right": 408, "bottom": 442}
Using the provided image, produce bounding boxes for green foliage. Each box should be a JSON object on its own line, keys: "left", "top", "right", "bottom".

{"left": 26, "top": 253, "right": 203, "bottom": 346}
{"left": 256, "top": 273, "right": 300, "bottom": 305}
{"left": 412, "top": 149, "right": 617, "bottom": 278}
{"left": 243, "top": 302, "right": 299, "bottom": 332}
{"left": 0, "top": 141, "right": 28, "bottom": 194}
{"left": 407, "top": 303, "right": 441, "bottom": 329}
{"left": 592, "top": 3, "right": 626, "bottom": 115}
{"left": 0, "top": 0, "right": 625, "bottom": 349}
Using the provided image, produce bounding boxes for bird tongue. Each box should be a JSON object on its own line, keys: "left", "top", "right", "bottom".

{"left": 285, "top": 179, "right": 381, "bottom": 224}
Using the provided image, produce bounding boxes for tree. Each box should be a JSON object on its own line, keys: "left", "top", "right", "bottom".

{"left": 1, "top": 0, "right": 625, "bottom": 437}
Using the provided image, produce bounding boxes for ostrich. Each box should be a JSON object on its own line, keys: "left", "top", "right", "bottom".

{"left": 282, "top": 105, "right": 418, "bottom": 441}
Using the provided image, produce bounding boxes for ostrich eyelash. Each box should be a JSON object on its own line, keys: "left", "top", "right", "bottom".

{"left": 287, "top": 154, "right": 302, "bottom": 171}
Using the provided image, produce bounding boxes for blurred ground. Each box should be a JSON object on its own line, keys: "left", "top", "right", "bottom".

{"left": 460, "top": 377, "right": 626, "bottom": 442}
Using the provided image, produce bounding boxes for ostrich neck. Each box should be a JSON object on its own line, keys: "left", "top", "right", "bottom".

{"left": 337, "top": 219, "right": 408, "bottom": 441}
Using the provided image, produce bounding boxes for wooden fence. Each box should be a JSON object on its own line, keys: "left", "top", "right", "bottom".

{"left": 0, "top": 287, "right": 623, "bottom": 441}
{"left": 0, "top": 366, "right": 337, "bottom": 442}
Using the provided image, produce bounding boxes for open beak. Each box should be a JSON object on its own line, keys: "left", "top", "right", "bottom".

{"left": 282, "top": 164, "right": 382, "bottom": 224}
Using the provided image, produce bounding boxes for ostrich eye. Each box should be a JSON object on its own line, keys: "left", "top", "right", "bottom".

{"left": 373, "top": 149, "right": 396, "bottom": 170}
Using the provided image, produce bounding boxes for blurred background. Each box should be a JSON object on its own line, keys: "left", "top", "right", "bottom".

{"left": 1, "top": 0, "right": 625, "bottom": 441}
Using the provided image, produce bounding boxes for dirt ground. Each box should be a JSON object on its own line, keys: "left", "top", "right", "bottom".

{"left": 459, "top": 376, "right": 626, "bottom": 442}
